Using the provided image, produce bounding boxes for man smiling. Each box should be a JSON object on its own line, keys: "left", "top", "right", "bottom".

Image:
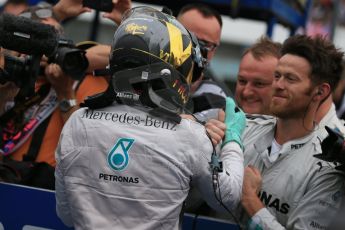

{"left": 235, "top": 37, "right": 281, "bottom": 115}
{"left": 233, "top": 35, "right": 345, "bottom": 230}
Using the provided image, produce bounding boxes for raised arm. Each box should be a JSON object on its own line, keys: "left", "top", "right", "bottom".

{"left": 53, "top": 0, "right": 91, "bottom": 22}
{"left": 102, "top": 0, "right": 132, "bottom": 25}
{"left": 195, "top": 98, "right": 246, "bottom": 212}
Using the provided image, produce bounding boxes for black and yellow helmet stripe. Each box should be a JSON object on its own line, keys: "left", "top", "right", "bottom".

{"left": 165, "top": 21, "right": 193, "bottom": 83}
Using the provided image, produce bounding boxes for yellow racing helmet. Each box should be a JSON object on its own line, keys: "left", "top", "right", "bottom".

{"left": 109, "top": 6, "right": 206, "bottom": 113}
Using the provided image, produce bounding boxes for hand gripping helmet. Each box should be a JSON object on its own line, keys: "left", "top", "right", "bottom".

{"left": 109, "top": 6, "right": 206, "bottom": 114}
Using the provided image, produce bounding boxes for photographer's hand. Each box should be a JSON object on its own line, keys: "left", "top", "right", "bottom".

{"left": 102, "top": 0, "right": 132, "bottom": 25}
{"left": 0, "top": 48, "right": 4, "bottom": 69}
{"left": 1, "top": 49, "right": 18, "bottom": 114}
{"left": 45, "top": 63, "right": 75, "bottom": 101}
{"left": 53, "top": 0, "right": 91, "bottom": 22}
{"left": 45, "top": 63, "right": 78, "bottom": 122}
{"left": 0, "top": 82, "right": 19, "bottom": 115}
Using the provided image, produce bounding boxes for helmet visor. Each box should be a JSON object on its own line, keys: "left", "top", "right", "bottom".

{"left": 111, "top": 62, "right": 191, "bottom": 114}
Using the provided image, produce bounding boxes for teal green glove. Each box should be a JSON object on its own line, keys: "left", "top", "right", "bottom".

{"left": 222, "top": 97, "right": 246, "bottom": 149}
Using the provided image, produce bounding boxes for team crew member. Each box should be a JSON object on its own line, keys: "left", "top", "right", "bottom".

{"left": 235, "top": 36, "right": 281, "bottom": 115}
{"left": 55, "top": 7, "right": 245, "bottom": 229}
{"left": 233, "top": 35, "right": 345, "bottom": 229}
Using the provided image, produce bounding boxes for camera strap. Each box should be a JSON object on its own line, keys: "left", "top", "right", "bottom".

{"left": 22, "top": 113, "right": 52, "bottom": 162}
{"left": 0, "top": 84, "right": 51, "bottom": 127}
{"left": 0, "top": 84, "right": 57, "bottom": 156}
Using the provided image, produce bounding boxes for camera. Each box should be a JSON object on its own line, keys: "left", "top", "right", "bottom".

{"left": 0, "top": 41, "right": 88, "bottom": 98}
{"left": 314, "top": 126, "right": 345, "bottom": 172}
{"left": 0, "top": 40, "right": 89, "bottom": 98}
{"left": 0, "top": 40, "right": 88, "bottom": 86}
{"left": 48, "top": 38, "right": 89, "bottom": 79}
{"left": 0, "top": 55, "right": 36, "bottom": 88}
{"left": 0, "top": 13, "right": 89, "bottom": 96}
{"left": 82, "top": 0, "right": 113, "bottom": 13}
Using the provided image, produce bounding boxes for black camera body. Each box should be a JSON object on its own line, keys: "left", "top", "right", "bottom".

{"left": 314, "top": 126, "right": 345, "bottom": 172}
{"left": 0, "top": 14, "right": 89, "bottom": 97}
{"left": 82, "top": 0, "right": 113, "bottom": 12}
{"left": 48, "top": 38, "right": 89, "bottom": 79}
{"left": 0, "top": 40, "right": 88, "bottom": 96}
{"left": 0, "top": 55, "right": 34, "bottom": 87}
{"left": 0, "top": 54, "right": 40, "bottom": 97}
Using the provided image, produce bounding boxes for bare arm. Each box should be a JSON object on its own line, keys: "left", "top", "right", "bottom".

{"left": 102, "top": 0, "right": 132, "bottom": 25}
{"left": 85, "top": 44, "right": 111, "bottom": 73}
{"left": 53, "top": 0, "right": 91, "bottom": 22}
{"left": 44, "top": 62, "right": 77, "bottom": 123}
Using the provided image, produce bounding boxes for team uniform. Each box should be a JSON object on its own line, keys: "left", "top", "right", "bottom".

{"left": 317, "top": 103, "right": 345, "bottom": 140}
{"left": 55, "top": 104, "right": 244, "bottom": 230}
{"left": 192, "top": 80, "right": 227, "bottom": 121}
{"left": 233, "top": 115, "right": 345, "bottom": 230}
{"left": 192, "top": 70, "right": 232, "bottom": 122}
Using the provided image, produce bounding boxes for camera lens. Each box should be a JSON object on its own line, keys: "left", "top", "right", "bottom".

{"left": 52, "top": 47, "right": 88, "bottom": 80}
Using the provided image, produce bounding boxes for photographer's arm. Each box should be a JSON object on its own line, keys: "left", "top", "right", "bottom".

{"left": 53, "top": 0, "right": 91, "bottom": 22}
{"left": 85, "top": 44, "right": 111, "bottom": 73}
{"left": 0, "top": 53, "right": 5, "bottom": 115}
{"left": 102, "top": 0, "right": 132, "bottom": 25}
{"left": 44, "top": 63, "right": 78, "bottom": 123}
{"left": 0, "top": 82, "right": 19, "bottom": 116}
{"left": 53, "top": 0, "right": 131, "bottom": 24}
{"left": 0, "top": 50, "right": 19, "bottom": 115}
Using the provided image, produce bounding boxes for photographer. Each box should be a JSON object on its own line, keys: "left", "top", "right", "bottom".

{"left": 0, "top": 4, "right": 108, "bottom": 189}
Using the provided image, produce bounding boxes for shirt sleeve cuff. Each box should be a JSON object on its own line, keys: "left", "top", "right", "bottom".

{"left": 247, "top": 208, "right": 270, "bottom": 230}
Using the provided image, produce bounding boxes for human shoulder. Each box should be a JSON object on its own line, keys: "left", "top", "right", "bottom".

{"left": 307, "top": 140, "right": 345, "bottom": 180}
{"left": 181, "top": 117, "right": 207, "bottom": 135}
{"left": 318, "top": 104, "right": 345, "bottom": 139}
{"left": 180, "top": 118, "right": 213, "bottom": 150}
{"left": 246, "top": 113, "right": 275, "bottom": 121}
{"left": 245, "top": 114, "right": 276, "bottom": 127}
{"left": 242, "top": 114, "right": 276, "bottom": 140}
{"left": 308, "top": 160, "right": 345, "bottom": 198}
{"left": 62, "top": 107, "right": 89, "bottom": 132}
{"left": 194, "top": 80, "right": 228, "bottom": 98}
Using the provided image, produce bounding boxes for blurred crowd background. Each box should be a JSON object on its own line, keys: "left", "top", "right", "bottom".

{"left": 2, "top": 0, "right": 345, "bottom": 93}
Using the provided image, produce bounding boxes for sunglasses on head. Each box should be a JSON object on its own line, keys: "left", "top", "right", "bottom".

{"left": 20, "top": 7, "right": 53, "bottom": 20}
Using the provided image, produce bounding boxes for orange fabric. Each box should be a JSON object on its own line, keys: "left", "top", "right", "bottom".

{"left": 10, "top": 75, "right": 109, "bottom": 167}
{"left": 76, "top": 75, "right": 109, "bottom": 104}
{"left": 11, "top": 109, "right": 63, "bottom": 166}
